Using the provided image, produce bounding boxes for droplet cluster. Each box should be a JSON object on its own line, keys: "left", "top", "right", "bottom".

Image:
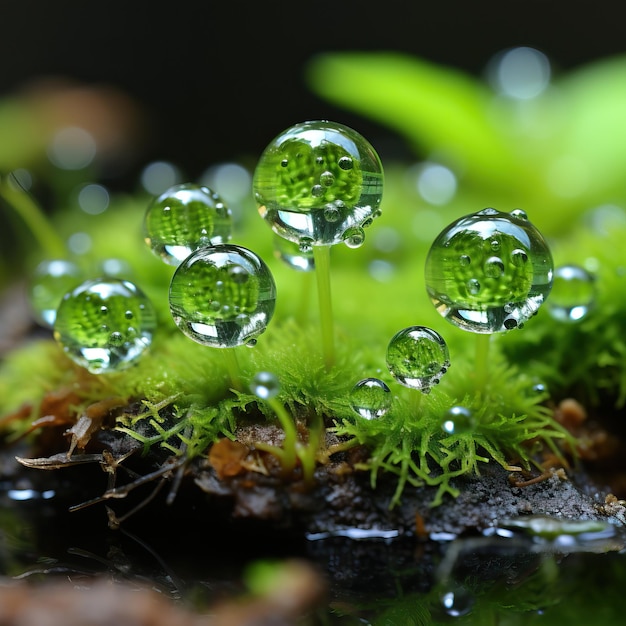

{"left": 386, "top": 326, "right": 450, "bottom": 393}
{"left": 53, "top": 278, "right": 157, "bottom": 374}
{"left": 425, "top": 208, "right": 553, "bottom": 333}
{"left": 169, "top": 244, "right": 276, "bottom": 348}
{"left": 143, "top": 183, "right": 232, "bottom": 266}
{"left": 253, "top": 120, "right": 383, "bottom": 249}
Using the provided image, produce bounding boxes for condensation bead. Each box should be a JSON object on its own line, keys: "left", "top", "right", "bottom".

{"left": 350, "top": 378, "right": 392, "bottom": 419}
{"left": 386, "top": 326, "right": 450, "bottom": 393}
{"left": 273, "top": 233, "right": 315, "bottom": 272}
{"left": 53, "top": 278, "right": 157, "bottom": 374}
{"left": 29, "top": 258, "right": 83, "bottom": 328}
{"left": 253, "top": 120, "right": 383, "bottom": 249}
{"left": 143, "top": 183, "right": 232, "bottom": 266}
{"left": 425, "top": 208, "right": 553, "bottom": 333}
{"left": 169, "top": 244, "right": 276, "bottom": 348}
{"left": 441, "top": 406, "right": 475, "bottom": 435}
{"left": 547, "top": 264, "right": 596, "bottom": 323}
{"left": 250, "top": 371, "right": 280, "bottom": 399}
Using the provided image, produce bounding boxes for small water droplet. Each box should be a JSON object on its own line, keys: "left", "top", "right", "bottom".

{"left": 299, "top": 237, "right": 314, "bottom": 254}
{"left": 169, "top": 244, "right": 276, "bottom": 348}
{"left": 53, "top": 279, "right": 157, "bottom": 374}
{"left": 320, "top": 171, "right": 335, "bottom": 187}
{"left": 440, "top": 586, "right": 474, "bottom": 617}
{"left": 143, "top": 183, "right": 233, "bottom": 266}
{"left": 324, "top": 204, "right": 342, "bottom": 222}
{"left": 251, "top": 371, "right": 279, "bottom": 399}
{"left": 273, "top": 234, "right": 315, "bottom": 272}
{"left": 386, "top": 326, "right": 450, "bottom": 392}
{"left": 467, "top": 279, "right": 481, "bottom": 295}
{"left": 511, "top": 208, "right": 528, "bottom": 220}
{"left": 311, "top": 184, "right": 324, "bottom": 197}
{"left": 547, "top": 264, "right": 596, "bottom": 323}
{"left": 459, "top": 254, "right": 471, "bottom": 267}
{"left": 484, "top": 256, "right": 505, "bottom": 278}
{"left": 28, "top": 259, "right": 83, "bottom": 328}
{"left": 343, "top": 226, "right": 365, "bottom": 249}
{"left": 441, "top": 406, "right": 475, "bottom": 435}
{"left": 350, "top": 378, "right": 392, "bottom": 419}
{"left": 338, "top": 156, "right": 353, "bottom": 170}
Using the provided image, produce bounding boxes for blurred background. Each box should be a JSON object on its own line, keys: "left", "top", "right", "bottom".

{"left": 1, "top": 0, "right": 623, "bottom": 189}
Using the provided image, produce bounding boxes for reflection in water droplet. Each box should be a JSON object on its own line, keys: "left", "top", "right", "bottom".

{"left": 169, "top": 244, "right": 276, "bottom": 348}
{"left": 425, "top": 208, "right": 553, "bottom": 333}
{"left": 343, "top": 226, "right": 365, "bottom": 249}
{"left": 53, "top": 278, "right": 157, "bottom": 374}
{"left": 386, "top": 326, "right": 450, "bottom": 393}
{"left": 547, "top": 264, "right": 596, "bottom": 323}
{"left": 350, "top": 378, "right": 392, "bottom": 419}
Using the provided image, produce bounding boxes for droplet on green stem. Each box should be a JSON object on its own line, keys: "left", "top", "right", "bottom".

{"left": 425, "top": 208, "right": 553, "bottom": 333}
{"left": 169, "top": 244, "right": 276, "bottom": 348}
{"left": 143, "top": 183, "right": 232, "bottom": 266}
{"left": 53, "top": 278, "right": 157, "bottom": 374}
{"left": 386, "top": 326, "right": 450, "bottom": 393}
{"left": 253, "top": 120, "right": 383, "bottom": 250}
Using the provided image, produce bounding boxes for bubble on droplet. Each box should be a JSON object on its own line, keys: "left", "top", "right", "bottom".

{"left": 253, "top": 120, "right": 383, "bottom": 248}
{"left": 386, "top": 326, "right": 450, "bottom": 393}
{"left": 466, "top": 279, "right": 481, "bottom": 295}
{"left": 144, "top": 183, "right": 232, "bottom": 266}
{"left": 489, "top": 239, "right": 500, "bottom": 251}
{"left": 28, "top": 259, "right": 84, "bottom": 328}
{"left": 440, "top": 586, "right": 474, "bottom": 617}
{"left": 251, "top": 371, "right": 280, "bottom": 399}
{"left": 547, "top": 264, "right": 596, "bottom": 323}
{"left": 169, "top": 244, "right": 276, "bottom": 348}
{"left": 273, "top": 234, "right": 315, "bottom": 272}
{"left": 140, "top": 161, "right": 183, "bottom": 196}
{"left": 484, "top": 256, "right": 504, "bottom": 278}
{"left": 245, "top": 338, "right": 258, "bottom": 348}
{"left": 511, "top": 208, "right": 528, "bottom": 220}
{"left": 487, "top": 46, "right": 551, "bottom": 100}
{"left": 350, "top": 378, "right": 392, "bottom": 419}
{"left": 323, "top": 204, "right": 342, "bottom": 222}
{"left": 425, "top": 208, "right": 553, "bottom": 333}
{"left": 53, "top": 279, "right": 156, "bottom": 374}
{"left": 299, "top": 237, "right": 314, "bottom": 254}
{"left": 459, "top": 254, "right": 471, "bottom": 267}
{"left": 343, "top": 226, "right": 365, "bottom": 249}
{"left": 47, "top": 126, "right": 97, "bottom": 170}
{"left": 441, "top": 406, "right": 475, "bottom": 435}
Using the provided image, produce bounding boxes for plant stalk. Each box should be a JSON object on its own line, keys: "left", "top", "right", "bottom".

{"left": 312, "top": 245, "right": 335, "bottom": 369}
{"left": 223, "top": 347, "right": 243, "bottom": 392}
{"left": 474, "top": 333, "right": 492, "bottom": 391}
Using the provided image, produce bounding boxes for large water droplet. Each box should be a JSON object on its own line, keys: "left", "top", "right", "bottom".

{"left": 53, "top": 278, "right": 157, "bottom": 374}
{"left": 29, "top": 259, "right": 83, "bottom": 328}
{"left": 253, "top": 120, "right": 383, "bottom": 248}
{"left": 386, "top": 326, "right": 450, "bottom": 393}
{"left": 169, "top": 244, "right": 276, "bottom": 348}
{"left": 547, "top": 264, "right": 596, "bottom": 323}
{"left": 425, "top": 208, "right": 553, "bottom": 333}
{"left": 250, "top": 371, "right": 280, "bottom": 399}
{"left": 350, "top": 378, "right": 392, "bottom": 419}
{"left": 143, "top": 183, "right": 232, "bottom": 266}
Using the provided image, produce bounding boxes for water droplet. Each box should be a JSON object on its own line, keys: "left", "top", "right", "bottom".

{"left": 28, "top": 259, "right": 84, "bottom": 328}
{"left": 169, "top": 244, "right": 276, "bottom": 348}
{"left": 253, "top": 120, "right": 383, "bottom": 248}
{"left": 350, "top": 378, "right": 392, "bottom": 419}
{"left": 386, "top": 326, "right": 450, "bottom": 393}
{"left": 343, "top": 226, "right": 365, "bottom": 249}
{"left": 459, "top": 254, "right": 471, "bottom": 267}
{"left": 466, "top": 279, "right": 481, "bottom": 295}
{"left": 323, "top": 204, "right": 342, "bottom": 222}
{"left": 273, "top": 234, "right": 315, "bottom": 272}
{"left": 510, "top": 208, "right": 528, "bottom": 220}
{"left": 143, "top": 183, "right": 232, "bottom": 266}
{"left": 299, "top": 237, "right": 314, "bottom": 254}
{"left": 440, "top": 586, "right": 474, "bottom": 617}
{"left": 441, "top": 406, "right": 475, "bottom": 435}
{"left": 250, "top": 371, "right": 280, "bottom": 399}
{"left": 547, "top": 264, "right": 596, "bottom": 323}
{"left": 425, "top": 208, "right": 553, "bottom": 333}
{"left": 53, "top": 279, "right": 157, "bottom": 374}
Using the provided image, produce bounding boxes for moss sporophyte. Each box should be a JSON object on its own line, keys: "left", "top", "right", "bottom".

{"left": 0, "top": 120, "right": 587, "bottom": 515}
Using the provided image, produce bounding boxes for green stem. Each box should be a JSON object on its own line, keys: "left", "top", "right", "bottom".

{"left": 223, "top": 347, "right": 243, "bottom": 392}
{"left": 410, "top": 389, "right": 423, "bottom": 417}
{"left": 474, "top": 333, "right": 492, "bottom": 392}
{"left": 267, "top": 397, "right": 298, "bottom": 472}
{"left": 0, "top": 175, "right": 66, "bottom": 259}
{"left": 312, "top": 245, "right": 335, "bottom": 369}
{"left": 295, "top": 270, "right": 314, "bottom": 327}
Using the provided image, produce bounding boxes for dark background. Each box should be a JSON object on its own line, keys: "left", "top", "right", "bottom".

{"left": 0, "top": 0, "right": 622, "bottom": 187}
